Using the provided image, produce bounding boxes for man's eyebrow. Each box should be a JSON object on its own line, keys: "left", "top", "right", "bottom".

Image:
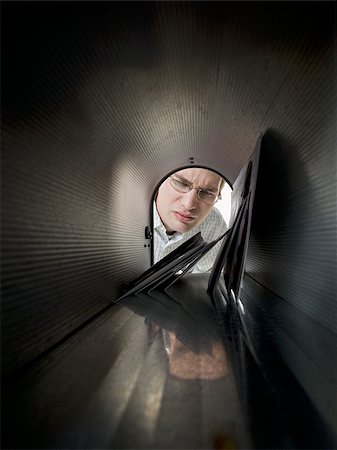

{"left": 175, "top": 175, "right": 190, "bottom": 183}
{"left": 175, "top": 174, "right": 218, "bottom": 192}
{"left": 204, "top": 186, "right": 218, "bottom": 192}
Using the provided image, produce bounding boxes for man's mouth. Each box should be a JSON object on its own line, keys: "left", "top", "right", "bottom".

{"left": 173, "top": 211, "right": 196, "bottom": 224}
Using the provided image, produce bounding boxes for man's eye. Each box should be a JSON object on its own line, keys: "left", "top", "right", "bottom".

{"left": 200, "top": 190, "right": 215, "bottom": 198}
{"left": 177, "top": 180, "right": 190, "bottom": 188}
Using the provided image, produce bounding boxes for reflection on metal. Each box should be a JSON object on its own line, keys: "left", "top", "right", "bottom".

{"left": 3, "top": 276, "right": 251, "bottom": 449}
{"left": 162, "top": 329, "right": 228, "bottom": 380}
{"left": 237, "top": 299, "right": 245, "bottom": 314}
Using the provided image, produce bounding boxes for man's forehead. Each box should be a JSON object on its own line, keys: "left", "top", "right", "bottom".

{"left": 174, "top": 168, "right": 222, "bottom": 188}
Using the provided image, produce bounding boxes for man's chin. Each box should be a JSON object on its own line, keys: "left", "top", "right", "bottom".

{"left": 173, "top": 220, "right": 196, "bottom": 234}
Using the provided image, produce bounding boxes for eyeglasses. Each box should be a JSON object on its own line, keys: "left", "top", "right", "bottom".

{"left": 170, "top": 177, "right": 221, "bottom": 205}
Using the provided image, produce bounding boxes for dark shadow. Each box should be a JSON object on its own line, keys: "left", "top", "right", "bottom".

{"left": 2, "top": 2, "right": 157, "bottom": 125}
{"left": 247, "top": 128, "right": 314, "bottom": 293}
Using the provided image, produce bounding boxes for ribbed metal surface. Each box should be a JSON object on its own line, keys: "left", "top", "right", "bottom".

{"left": 2, "top": 121, "right": 151, "bottom": 373}
{"left": 2, "top": 2, "right": 336, "bottom": 375}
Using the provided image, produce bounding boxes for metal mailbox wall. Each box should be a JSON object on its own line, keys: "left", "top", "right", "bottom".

{"left": 2, "top": 0, "right": 336, "bottom": 400}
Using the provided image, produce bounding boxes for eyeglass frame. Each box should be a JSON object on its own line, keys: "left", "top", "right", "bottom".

{"left": 169, "top": 176, "right": 222, "bottom": 205}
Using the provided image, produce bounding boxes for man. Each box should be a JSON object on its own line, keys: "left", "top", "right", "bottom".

{"left": 154, "top": 167, "right": 227, "bottom": 272}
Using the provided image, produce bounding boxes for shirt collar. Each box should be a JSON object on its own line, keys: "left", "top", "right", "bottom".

{"left": 153, "top": 203, "right": 162, "bottom": 229}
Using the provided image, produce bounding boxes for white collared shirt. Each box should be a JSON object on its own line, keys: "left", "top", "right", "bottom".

{"left": 153, "top": 204, "right": 227, "bottom": 273}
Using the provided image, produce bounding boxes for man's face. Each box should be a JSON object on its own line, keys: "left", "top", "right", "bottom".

{"left": 156, "top": 168, "right": 223, "bottom": 234}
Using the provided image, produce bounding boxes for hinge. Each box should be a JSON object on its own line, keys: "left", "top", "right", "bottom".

{"left": 145, "top": 226, "right": 153, "bottom": 239}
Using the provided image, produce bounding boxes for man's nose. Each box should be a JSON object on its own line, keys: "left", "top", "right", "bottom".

{"left": 181, "top": 189, "right": 198, "bottom": 210}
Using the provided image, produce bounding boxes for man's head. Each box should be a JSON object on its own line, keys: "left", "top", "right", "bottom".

{"left": 156, "top": 167, "right": 224, "bottom": 234}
